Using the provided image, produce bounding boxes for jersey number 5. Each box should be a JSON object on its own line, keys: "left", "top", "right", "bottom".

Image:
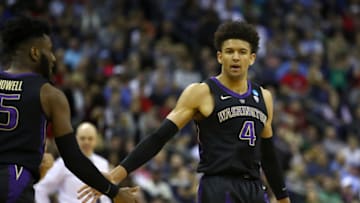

{"left": 239, "top": 121, "right": 256, "bottom": 146}
{"left": 0, "top": 93, "right": 20, "bottom": 131}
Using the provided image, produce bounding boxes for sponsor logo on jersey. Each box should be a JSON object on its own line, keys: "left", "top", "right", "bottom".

{"left": 220, "top": 95, "right": 232, "bottom": 100}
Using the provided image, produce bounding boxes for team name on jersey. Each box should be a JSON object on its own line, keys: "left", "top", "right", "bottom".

{"left": 0, "top": 80, "right": 23, "bottom": 91}
{"left": 217, "top": 106, "right": 267, "bottom": 124}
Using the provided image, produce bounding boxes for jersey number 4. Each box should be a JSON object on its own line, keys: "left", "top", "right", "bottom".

{"left": 0, "top": 93, "right": 20, "bottom": 131}
{"left": 239, "top": 121, "right": 256, "bottom": 146}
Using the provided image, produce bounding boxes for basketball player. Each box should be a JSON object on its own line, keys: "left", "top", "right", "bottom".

{"left": 80, "top": 21, "right": 291, "bottom": 203}
{"left": 0, "top": 16, "right": 137, "bottom": 203}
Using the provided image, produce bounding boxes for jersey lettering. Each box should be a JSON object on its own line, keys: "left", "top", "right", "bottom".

{"left": 239, "top": 121, "right": 256, "bottom": 146}
{"left": 0, "top": 93, "right": 21, "bottom": 131}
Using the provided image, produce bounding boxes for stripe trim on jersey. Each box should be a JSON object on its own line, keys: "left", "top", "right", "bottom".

{"left": 198, "top": 177, "right": 203, "bottom": 203}
{"left": 0, "top": 71, "right": 40, "bottom": 78}
{"left": 210, "top": 77, "right": 252, "bottom": 99}
{"left": 39, "top": 115, "right": 47, "bottom": 156}
{"left": 225, "top": 191, "right": 233, "bottom": 203}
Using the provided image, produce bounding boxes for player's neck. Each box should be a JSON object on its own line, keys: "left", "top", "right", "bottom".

{"left": 216, "top": 74, "right": 248, "bottom": 94}
{"left": 7, "top": 61, "right": 33, "bottom": 74}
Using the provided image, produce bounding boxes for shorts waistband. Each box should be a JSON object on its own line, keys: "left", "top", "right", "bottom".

{"left": 203, "top": 173, "right": 259, "bottom": 180}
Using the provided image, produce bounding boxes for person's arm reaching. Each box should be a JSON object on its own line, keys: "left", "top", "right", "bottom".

{"left": 260, "top": 88, "right": 290, "bottom": 203}
{"left": 122, "top": 119, "right": 178, "bottom": 170}
{"left": 40, "top": 83, "right": 118, "bottom": 198}
{"left": 110, "top": 83, "right": 205, "bottom": 184}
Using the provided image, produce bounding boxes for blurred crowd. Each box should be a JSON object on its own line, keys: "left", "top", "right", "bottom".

{"left": 1, "top": 0, "right": 360, "bottom": 202}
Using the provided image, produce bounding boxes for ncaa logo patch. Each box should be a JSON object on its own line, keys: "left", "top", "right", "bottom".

{"left": 252, "top": 89, "right": 259, "bottom": 103}
{"left": 252, "top": 89, "right": 259, "bottom": 96}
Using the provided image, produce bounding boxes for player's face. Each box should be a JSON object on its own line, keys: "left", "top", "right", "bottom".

{"left": 217, "top": 39, "right": 256, "bottom": 80}
{"left": 37, "top": 35, "right": 56, "bottom": 79}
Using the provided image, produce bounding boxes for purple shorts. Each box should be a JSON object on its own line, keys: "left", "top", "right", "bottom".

{"left": 0, "top": 164, "right": 35, "bottom": 203}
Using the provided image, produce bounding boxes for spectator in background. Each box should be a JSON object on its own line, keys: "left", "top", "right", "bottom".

{"left": 81, "top": 2, "right": 101, "bottom": 34}
{"left": 35, "top": 122, "right": 112, "bottom": 203}
{"left": 279, "top": 58, "right": 309, "bottom": 98}
{"left": 64, "top": 37, "right": 83, "bottom": 71}
{"left": 2, "top": 1, "right": 359, "bottom": 202}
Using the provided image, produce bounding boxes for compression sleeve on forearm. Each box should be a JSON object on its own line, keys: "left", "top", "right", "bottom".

{"left": 55, "top": 132, "right": 118, "bottom": 198}
{"left": 121, "top": 119, "right": 179, "bottom": 173}
{"left": 260, "top": 136, "right": 289, "bottom": 200}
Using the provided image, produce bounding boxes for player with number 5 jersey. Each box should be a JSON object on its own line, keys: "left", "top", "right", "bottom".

{"left": 0, "top": 72, "right": 49, "bottom": 181}
{"left": 0, "top": 16, "right": 138, "bottom": 203}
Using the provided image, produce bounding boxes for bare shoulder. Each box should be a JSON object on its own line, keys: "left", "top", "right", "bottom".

{"left": 182, "top": 82, "right": 210, "bottom": 98}
{"left": 41, "top": 83, "right": 73, "bottom": 136}
{"left": 260, "top": 86, "right": 274, "bottom": 122}
{"left": 260, "top": 87, "right": 274, "bottom": 138}
{"left": 260, "top": 87, "right": 273, "bottom": 102}
{"left": 40, "top": 83, "right": 69, "bottom": 118}
{"left": 41, "top": 83, "right": 65, "bottom": 98}
{"left": 167, "top": 82, "right": 211, "bottom": 128}
{"left": 178, "top": 82, "right": 210, "bottom": 106}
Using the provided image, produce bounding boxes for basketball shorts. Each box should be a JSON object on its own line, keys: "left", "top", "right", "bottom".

{"left": 0, "top": 164, "right": 35, "bottom": 203}
{"left": 197, "top": 175, "right": 269, "bottom": 203}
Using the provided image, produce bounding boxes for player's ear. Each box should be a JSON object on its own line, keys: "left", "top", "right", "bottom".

{"left": 249, "top": 53, "right": 256, "bottom": 66}
{"left": 29, "top": 47, "right": 40, "bottom": 62}
{"left": 217, "top": 51, "right": 222, "bottom": 64}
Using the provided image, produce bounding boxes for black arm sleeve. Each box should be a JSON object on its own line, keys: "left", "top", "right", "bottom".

{"left": 121, "top": 119, "right": 179, "bottom": 173}
{"left": 260, "top": 136, "right": 289, "bottom": 200}
{"left": 55, "top": 132, "right": 118, "bottom": 198}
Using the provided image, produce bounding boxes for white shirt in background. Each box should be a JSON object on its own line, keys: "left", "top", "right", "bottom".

{"left": 35, "top": 154, "right": 111, "bottom": 203}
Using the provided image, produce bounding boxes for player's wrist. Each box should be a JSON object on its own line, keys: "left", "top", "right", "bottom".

{"left": 107, "top": 183, "right": 120, "bottom": 199}
{"left": 111, "top": 165, "right": 128, "bottom": 184}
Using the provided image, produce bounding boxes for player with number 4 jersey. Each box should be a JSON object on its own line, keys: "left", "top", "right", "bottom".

{"left": 196, "top": 78, "right": 267, "bottom": 179}
{"left": 79, "top": 21, "right": 291, "bottom": 203}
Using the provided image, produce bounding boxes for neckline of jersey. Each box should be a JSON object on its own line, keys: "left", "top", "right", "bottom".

{"left": 0, "top": 71, "right": 39, "bottom": 78}
{"left": 210, "top": 76, "right": 252, "bottom": 99}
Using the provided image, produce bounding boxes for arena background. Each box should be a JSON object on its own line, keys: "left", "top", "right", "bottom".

{"left": 0, "top": 0, "right": 359, "bottom": 202}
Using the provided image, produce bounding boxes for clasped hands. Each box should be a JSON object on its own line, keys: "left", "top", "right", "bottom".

{"left": 77, "top": 169, "right": 138, "bottom": 203}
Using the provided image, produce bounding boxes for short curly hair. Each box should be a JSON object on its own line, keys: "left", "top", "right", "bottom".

{"left": 1, "top": 15, "right": 50, "bottom": 57}
{"left": 214, "top": 21, "right": 259, "bottom": 53}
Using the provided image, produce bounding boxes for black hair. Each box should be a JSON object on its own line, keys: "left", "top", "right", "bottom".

{"left": 1, "top": 15, "right": 50, "bottom": 57}
{"left": 214, "top": 21, "right": 259, "bottom": 53}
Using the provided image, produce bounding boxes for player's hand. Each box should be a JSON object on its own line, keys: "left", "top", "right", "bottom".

{"left": 39, "top": 152, "right": 54, "bottom": 179}
{"left": 77, "top": 185, "right": 102, "bottom": 203}
{"left": 77, "top": 186, "right": 139, "bottom": 203}
{"left": 77, "top": 172, "right": 114, "bottom": 203}
{"left": 277, "top": 197, "right": 291, "bottom": 203}
{"left": 113, "top": 186, "right": 140, "bottom": 203}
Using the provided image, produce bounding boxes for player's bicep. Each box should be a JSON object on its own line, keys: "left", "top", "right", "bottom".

{"left": 167, "top": 84, "right": 202, "bottom": 129}
{"left": 260, "top": 88, "right": 274, "bottom": 138}
{"left": 41, "top": 84, "right": 73, "bottom": 137}
{"left": 167, "top": 105, "right": 194, "bottom": 130}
